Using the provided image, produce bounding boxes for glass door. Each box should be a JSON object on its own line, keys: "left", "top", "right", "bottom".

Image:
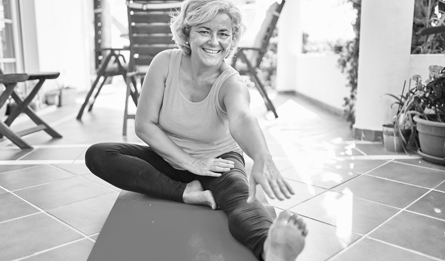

{"left": 0, "top": 0, "right": 22, "bottom": 73}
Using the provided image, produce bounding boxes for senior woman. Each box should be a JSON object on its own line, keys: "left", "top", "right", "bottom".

{"left": 85, "top": 0, "right": 306, "bottom": 260}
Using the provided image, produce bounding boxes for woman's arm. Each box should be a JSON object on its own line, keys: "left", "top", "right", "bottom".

{"left": 221, "top": 76, "right": 294, "bottom": 202}
{"left": 135, "top": 51, "right": 232, "bottom": 176}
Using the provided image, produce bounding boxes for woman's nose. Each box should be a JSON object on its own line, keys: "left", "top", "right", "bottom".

{"left": 208, "top": 34, "right": 218, "bottom": 45}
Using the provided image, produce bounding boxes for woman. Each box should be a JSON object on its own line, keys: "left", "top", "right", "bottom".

{"left": 85, "top": 0, "right": 307, "bottom": 260}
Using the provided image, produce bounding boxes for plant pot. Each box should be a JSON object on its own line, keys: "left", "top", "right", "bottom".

{"left": 414, "top": 115, "right": 445, "bottom": 163}
{"left": 382, "top": 124, "right": 411, "bottom": 152}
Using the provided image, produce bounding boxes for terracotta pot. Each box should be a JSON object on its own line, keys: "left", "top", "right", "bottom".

{"left": 414, "top": 115, "right": 445, "bottom": 159}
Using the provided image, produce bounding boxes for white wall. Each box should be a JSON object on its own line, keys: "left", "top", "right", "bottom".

{"left": 354, "top": 0, "right": 415, "bottom": 131}
{"left": 24, "top": 0, "right": 94, "bottom": 92}
{"left": 295, "top": 54, "right": 349, "bottom": 112}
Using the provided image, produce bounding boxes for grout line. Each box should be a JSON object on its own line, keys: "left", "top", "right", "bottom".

{"left": 335, "top": 154, "right": 422, "bottom": 160}
{"left": 0, "top": 160, "right": 85, "bottom": 165}
{"left": 10, "top": 237, "right": 89, "bottom": 261}
{"left": 365, "top": 237, "right": 445, "bottom": 261}
{"left": 392, "top": 160, "right": 445, "bottom": 172}
{"left": 326, "top": 181, "right": 442, "bottom": 260}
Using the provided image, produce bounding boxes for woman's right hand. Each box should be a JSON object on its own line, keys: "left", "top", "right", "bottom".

{"left": 187, "top": 157, "right": 235, "bottom": 177}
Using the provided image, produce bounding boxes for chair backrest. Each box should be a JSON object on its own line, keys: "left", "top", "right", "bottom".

{"left": 126, "top": 0, "right": 182, "bottom": 74}
{"left": 238, "top": 0, "right": 285, "bottom": 67}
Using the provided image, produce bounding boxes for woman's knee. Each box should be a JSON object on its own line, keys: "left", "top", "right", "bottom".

{"left": 85, "top": 143, "right": 114, "bottom": 172}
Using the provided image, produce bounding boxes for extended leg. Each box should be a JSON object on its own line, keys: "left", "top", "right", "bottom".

{"left": 197, "top": 152, "right": 273, "bottom": 260}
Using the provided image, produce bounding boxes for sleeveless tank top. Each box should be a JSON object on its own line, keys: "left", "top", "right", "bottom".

{"left": 158, "top": 49, "right": 243, "bottom": 169}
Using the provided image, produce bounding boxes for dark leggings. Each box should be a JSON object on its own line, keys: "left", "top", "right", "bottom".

{"left": 85, "top": 142, "right": 273, "bottom": 260}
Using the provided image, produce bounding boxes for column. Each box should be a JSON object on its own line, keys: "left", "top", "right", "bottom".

{"left": 276, "top": 0, "right": 302, "bottom": 92}
{"left": 354, "top": 0, "right": 415, "bottom": 140}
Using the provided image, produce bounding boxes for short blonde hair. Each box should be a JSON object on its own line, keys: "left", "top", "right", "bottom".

{"left": 170, "top": 0, "right": 245, "bottom": 57}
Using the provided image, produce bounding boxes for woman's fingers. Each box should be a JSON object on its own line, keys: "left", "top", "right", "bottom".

{"left": 277, "top": 178, "right": 293, "bottom": 198}
{"left": 269, "top": 179, "right": 286, "bottom": 200}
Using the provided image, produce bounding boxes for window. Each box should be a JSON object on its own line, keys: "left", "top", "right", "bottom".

{"left": 0, "top": 0, "right": 22, "bottom": 73}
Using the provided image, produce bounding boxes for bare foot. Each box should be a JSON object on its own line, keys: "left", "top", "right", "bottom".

{"left": 183, "top": 180, "right": 217, "bottom": 210}
{"left": 263, "top": 210, "right": 307, "bottom": 261}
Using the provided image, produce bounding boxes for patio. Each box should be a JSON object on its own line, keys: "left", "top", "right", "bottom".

{"left": 0, "top": 81, "right": 445, "bottom": 261}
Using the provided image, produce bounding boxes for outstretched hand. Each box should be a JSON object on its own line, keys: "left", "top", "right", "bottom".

{"left": 188, "top": 157, "right": 235, "bottom": 177}
{"left": 247, "top": 156, "right": 294, "bottom": 203}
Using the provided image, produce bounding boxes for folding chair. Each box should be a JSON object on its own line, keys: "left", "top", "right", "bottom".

{"left": 123, "top": 0, "right": 182, "bottom": 135}
{"left": 0, "top": 72, "right": 62, "bottom": 149}
{"left": 232, "top": 0, "right": 286, "bottom": 119}
{"left": 77, "top": 47, "right": 128, "bottom": 120}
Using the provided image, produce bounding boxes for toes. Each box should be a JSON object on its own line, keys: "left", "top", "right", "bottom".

{"left": 276, "top": 210, "right": 293, "bottom": 224}
{"left": 289, "top": 214, "right": 308, "bottom": 237}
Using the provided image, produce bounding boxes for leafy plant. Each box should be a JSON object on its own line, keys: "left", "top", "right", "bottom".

{"left": 337, "top": 0, "right": 361, "bottom": 128}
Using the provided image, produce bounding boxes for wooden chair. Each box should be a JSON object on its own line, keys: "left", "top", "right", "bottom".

{"left": 76, "top": 47, "right": 128, "bottom": 120}
{"left": 0, "top": 72, "right": 62, "bottom": 149}
{"left": 232, "top": 0, "right": 286, "bottom": 119}
{"left": 123, "top": 0, "right": 182, "bottom": 135}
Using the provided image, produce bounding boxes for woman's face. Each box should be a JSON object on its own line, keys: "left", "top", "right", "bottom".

{"left": 188, "top": 13, "right": 233, "bottom": 67}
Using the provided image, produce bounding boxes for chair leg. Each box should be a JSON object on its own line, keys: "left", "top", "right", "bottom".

{"left": 77, "top": 75, "right": 103, "bottom": 120}
{"left": 88, "top": 76, "right": 108, "bottom": 112}
{"left": 250, "top": 73, "right": 278, "bottom": 118}
{"left": 238, "top": 51, "right": 278, "bottom": 118}
{"left": 0, "top": 121, "right": 33, "bottom": 149}
{"left": 24, "top": 107, "right": 62, "bottom": 138}
{"left": 123, "top": 76, "right": 132, "bottom": 136}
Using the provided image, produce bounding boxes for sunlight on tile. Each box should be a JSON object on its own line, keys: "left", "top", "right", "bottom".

{"left": 276, "top": 99, "right": 318, "bottom": 120}
{"left": 336, "top": 188, "right": 353, "bottom": 247}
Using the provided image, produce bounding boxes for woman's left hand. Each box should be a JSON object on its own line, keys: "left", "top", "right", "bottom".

{"left": 247, "top": 156, "right": 295, "bottom": 203}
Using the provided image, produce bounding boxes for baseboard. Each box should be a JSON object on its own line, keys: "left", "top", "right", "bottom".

{"left": 352, "top": 127, "right": 383, "bottom": 142}
{"left": 281, "top": 90, "right": 344, "bottom": 117}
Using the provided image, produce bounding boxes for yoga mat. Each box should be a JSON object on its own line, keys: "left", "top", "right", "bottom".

{"left": 88, "top": 190, "right": 275, "bottom": 261}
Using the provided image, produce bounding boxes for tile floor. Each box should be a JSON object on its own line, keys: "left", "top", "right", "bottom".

{"left": 1, "top": 82, "right": 444, "bottom": 261}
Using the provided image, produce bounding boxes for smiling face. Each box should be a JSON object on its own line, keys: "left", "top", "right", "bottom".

{"left": 188, "top": 13, "right": 233, "bottom": 68}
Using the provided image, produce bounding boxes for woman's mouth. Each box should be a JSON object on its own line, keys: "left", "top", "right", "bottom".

{"left": 202, "top": 48, "right": 221, "bottom": 54}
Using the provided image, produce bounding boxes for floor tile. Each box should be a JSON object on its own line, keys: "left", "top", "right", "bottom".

{"left": 408, "top": 190, "right": 445, "bottom": 220}
{"left": 53, "top": 163, "right": 91, "bottom": 175}
{"left": 370, "top": 211, "right": 445, "bottom": 260}
{"left": 81, "top": 173, "right": 121, "bottom": 192}
{"left": 0, "top": 213, "right": 83, "bottom": 261}
{"left": 367, "top": 161, "right": 445, "bottom": 188}
{"left": 15, "top": 176, "right": 113, "bottom": 210}
{"left": 354, "top": 143, "right": 407, "bottom": 155}
{"left": 0, "top": 164, "right": 75, "bottom": 191}
{"left": 332, "top": 175, "right": 428, "bottom": 208}
{"left": 436, "top": 181, "right": 445, "bottom": 192}
{"left": 48, "top": 192, "right": 119, "bottom": 235}
{"left": 0, "top": 165, "right": 36, "bottom": 174}
{"left": 268, "top": 180, "right": 325, "bottom": 210}
{"left": 395, "top": 159, "right": 445, "bottom": 172}
{"left": 0, "top": 149, "right": 32, "bottom": 160}
{"left": 20, "top": 147, "right": 87, "bottom": 161}
{"left": 291, "top": 190, "right": 399, "bottom": 234}
{"left": 0, "top": 193, "right": 40, "bottom": 222}
{"left": 90, "top": 234, "right": 99, "bottom": 241}
{"left": 332, "top": 238, "right": 437, "bottom": 261}
{"left": 281, "top": 164, "right": 359, "bottom": 189}
{"left": 295, "top": 217, "right": 361, "bottom": 261}
{"left": 24, "top": 238, "right": 94, "bottom": 261}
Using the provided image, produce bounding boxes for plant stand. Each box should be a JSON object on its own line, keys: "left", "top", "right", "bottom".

{"left": 414, "top": 115, "right": 445, "bottom": 165}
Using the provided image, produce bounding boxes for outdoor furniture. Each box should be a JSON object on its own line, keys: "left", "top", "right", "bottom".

{"left": 0, "top": 72, "right": 62, "bottom": 149}
{"left": 232, "top": 0, "right": 286, "bottom": 119}
{"left": 123, "top": 0, "right": 182, "bottom": 136}
{"left": 77, "top": 48, "right": 128, "bottom": 120}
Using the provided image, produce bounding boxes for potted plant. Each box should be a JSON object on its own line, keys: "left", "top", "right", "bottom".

{"left": 383, "top": 82, "right": 419, "bottom": 152}
{"left": 411, "top": 65, "right": 445, "bottom": 164}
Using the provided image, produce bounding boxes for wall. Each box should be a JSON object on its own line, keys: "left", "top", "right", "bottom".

{"left": 295, "top": 54, "right": 349, "bottom": 114}
{"left": 22, "top": 0, "right": 94, "bottom": 92}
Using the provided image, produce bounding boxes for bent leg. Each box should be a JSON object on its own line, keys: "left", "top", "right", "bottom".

{"left": 198, "top": 152, "right": 273, "bottom": 260}
{"left": 85, "top": 142, "right": 191, "bottom": 202}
